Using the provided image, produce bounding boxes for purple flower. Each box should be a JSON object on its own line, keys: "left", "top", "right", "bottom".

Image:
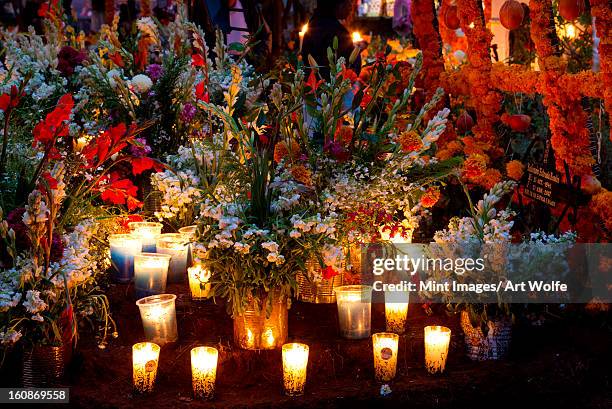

{"left": 130, "top": 137, "right": 152, "bottom": 157}
{"left": 181, "top": 103, "right": 197, "bottom": 123}
{"left": 146, "top": 64, "right": 164, "bottom": 81}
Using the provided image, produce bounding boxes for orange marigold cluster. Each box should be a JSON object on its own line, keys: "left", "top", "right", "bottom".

{"left": 399, "top": 130, "right": 424, "bottom": 152}
{"left": 591, "top": 189, "right": 612, "bottom": 233}
{"left": 462, "top": 153, "right": 488, "bottom": 180}
{"left": 420, "top": 186, "right": 441, "bottom": 208}
{"left": 506, "top": 160, "right": 525, "bottom": 181}
{"left": 273, "top": 140, "right": 301, "bottom": 163}
{"left": 289, "top": 165, "right": 313, "bottom": 187}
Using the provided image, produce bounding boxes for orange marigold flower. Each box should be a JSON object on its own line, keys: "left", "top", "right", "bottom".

{"left": 462, "top": 154, "right": 488, "bottom": 179}
{"left": 398, "top": 130, "right": 424, "bottom": 152}
{"left": 421, "top": 186, "right": 441, "bottom": 208}
{"left": 591, "top": 189, "right": 612, "bottom": 232}
{"left": 289, "top": 165, "right": 312, "bottom": 186}
{"left": 476, "top": 168, "right": 503, "bottom": 189}
{"left": 273, "top": 140, "right": 301, "bottom": 163}
{"left": 335, "top": 125, "right": 353, "bottom": 145}
{"left": 506, "top": 160, "right": 525, "bottom": 181}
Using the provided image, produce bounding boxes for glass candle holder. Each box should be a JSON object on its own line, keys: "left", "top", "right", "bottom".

{"left": 178, "top": 225, "right": 197, "bottom": 267}
{"left": 132, "top": 342, "right": 160, "bottom": 393}
{"left": 282, "top": 343, "right": 309, "bottom": 396}
{"left": 156, "top": 234, "right": 189, "bottom": 283}
{"left": 334, "top": 285, "right": 373, "bottom": 339}
{"left": 134, "top": 253, "right": 171, "bottom": 299}
{"left": 136, "top": 294, "right": 178, "bottom": 346}
{"left": 191, "top": 346, "right": 218, "bottom": 400}
{"left": 372, "top": 332, "right": 399, "bottom": 382}
{"left": 188, "top": 264, "right": 211, "bottom": 300}
{"left": 109, "top": 234, "right": 142, "bottom": 283}
{"left": 424, "top": 325, "right": 451, "bottom": 374}
{"left": 384, "top": 290, "right": 410, "bottom": 334}
{"left": 129, "top": 222, "right": 163, "bottom": 252}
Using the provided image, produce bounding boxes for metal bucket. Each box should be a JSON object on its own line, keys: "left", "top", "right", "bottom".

{"left": 22, "top": 345, "right": 65, "bottom": 387}
{"left": 296, "top": 258, "right": 344, "bottom": 304}
{"left": 460, "top": 311, "right": 512, "bottom": 361}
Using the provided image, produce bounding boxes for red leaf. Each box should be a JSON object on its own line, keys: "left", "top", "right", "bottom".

{"left": 0, "top": 94, "right": 10, "bottom": 111}
{"left": 132, "top": 157, "right": 156, "bottom": 175}
{"left": 191, "top": 54, "right": 206, "bottom": 67}
{"left": 195, "top": 81, "right": 209, "bottom": 102}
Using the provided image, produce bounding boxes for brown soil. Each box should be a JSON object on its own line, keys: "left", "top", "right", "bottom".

{"left": 3, "top": 282, "right": 612, "bottom": 409}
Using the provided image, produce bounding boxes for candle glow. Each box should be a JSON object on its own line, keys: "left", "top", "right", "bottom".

{"left": 191, "top": 346, "right": 218, "bottom": 400}
{"left": 372, "top": 332, "right": 399, "bottom": 382}
{"left": 334, "top": 285, "right": 373, "bottom": 339}
{"left": 352, "top": 31, "right": 363, "bottom": 44}
{"left": 188, "top": 264, "right": 211, "bottom": 300}
{"left": 134, "top": 253, "right": 171, "bottom": 298}
{"left": 129, "top": 222, "right": 163, "bottom": 252}
{"left": 384, "top": 290, "right": 409, "bottom": 334}
{"left": 282, "top": 343, "right": 309, "bottom": 396}
{"left": 109, "top": 234, "right": 142, "bottom": 283}
{"left": 136, "top": 294, "right": 178, "bottom": 346}
{"left": 424, "top": 325, "right": 451, "bottom": 374}
{"left": 157, "top": 234, "right": 189, "bottom": 283}
{"left": 132, "top": 342, "right": 160, "bottom": 393}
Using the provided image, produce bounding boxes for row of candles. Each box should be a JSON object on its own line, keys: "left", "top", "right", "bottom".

{"left": 132, "top": 325, "right": 450, "bottom": 398}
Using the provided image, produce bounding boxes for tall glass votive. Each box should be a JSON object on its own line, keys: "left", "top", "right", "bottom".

{"left": 188, "top": 264, "right": 211, "bottom": 300}
{"left": 385, "top": 289, "right": 410, "bottom": 334}
{"left": 134, "top": 253, "right": 171, "bottom": 299}
{"left": 179, "top": 225, "right": 197, "bottom": 266}
{"left": 136, "top": 294, "right": 178, "bottom": 346}
{"left": 132, "top": 342, "right": 160, "bottom": 393}
{"left": 282, "top": 343, "right": 309, "bottom": 396}
{"left": 424, "top": 325, "right": 451, "bottom": 374}
{"left": 129, "top": 222, "right": 163, "bottom": 252}
{"left": 156, "top": 234, "right": 189, "bottom": 283}
{"left": 109, "top": 234, "right": 142, "bottom": 283}
{"left": 334, "top": 285, "right": 373, "bottom": 339}
{"left": 372, "top": 332, "right": 399, "bottom": 382}
{"left": 191, "top": 346, "right": 218, "bottom": 400}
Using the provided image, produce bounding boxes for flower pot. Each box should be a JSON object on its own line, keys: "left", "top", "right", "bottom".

{"left": 22, "top": 345, "right": 65, "bottom": 387}
{"left": 233, "top": 292, "right": 288, "bottom": 350}
{"left": 296, "top": 258, "right": 344, "bottom": 304}
{"left": 460, "top": 311, "right": 512, "bottom": 360}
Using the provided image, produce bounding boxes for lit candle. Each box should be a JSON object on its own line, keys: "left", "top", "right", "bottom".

{"left": 191, "top": 346, "right": 218, "bottom": 400}
{"left": 298, "top": 23, "right": 308, "bottom": 53}
{"left": 424, "top": 325, "right": 451, "bottom": 374}
{"left": 334, "top": 285, "right": 373, "bottom": 339}
{"left": 129, "top": 222, "right": 163, "bottom": 252}
{"left": 188, "top": 264, "right": 211, "bottom": 300}
{"left": 372, "top": 332, "right": 399, "bottom": 382}
{"left": 134, "top": 253, "right": 171, "bottom": 299}
{"left": 109, "top": 234, "right": 142, "bottom": 283}
{"left": 351, "top": 31, "right": 363, "bottom": 44}
{"left": 282, "top": 343, "right": 309, "bottom": 396}
{"left": 178, "top": 225, "right": 197, "bottom": 267}
{"left": 136, "top": 294, "right": 178, "bottom": 346}
{"left": 156, "top": 234, "right": 189, "bottom": 283}
{"left": 385, "top": 290, "right": 409, "bottom": 334}
{"left": 132, "top": 342, "right": 160, "bottom": 393}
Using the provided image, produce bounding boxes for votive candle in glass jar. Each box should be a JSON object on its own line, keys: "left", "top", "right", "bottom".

{"left": 334, "top": 285, "right": 373, "bottom": 339}
{"left": 129, "top": 222, "right": 163, "bottom": 252}
{"left": 282, "top": 343, "right": 309, "bottom": 396}
{"left": 372, "top": 332, "right": 399, "bottom": 382}
{"left": 188, "top": 264, "right": 211, "bottom": 300}
{"left": 156, "top": 234, "right": 189, "bottom": 283}
{"left": 179, "top": 225, "right": 197, "bottom": 267}
{"left": 136, "top": 294, "right": 178, "bottom": 346}
{"left": 132, "top": 342, "right": 160, "bottom": 393}
{"left": 134, "top": 253, "right": 171, "bottom": 299}
{"left": 384, "top": 290, "right": 409, "bottom": 334}
{"left": 191, "top": 346, "right": 218, "bottom": 400}
{"left": 424, "top": 325, "right": 451, "bottom": 374}
{"left": 109, "top": 234, "right": 142, "bottom": 283}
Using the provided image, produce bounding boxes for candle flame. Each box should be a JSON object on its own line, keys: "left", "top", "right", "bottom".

{"left": 299, "top": 24, "right": 308, "bottom": 38}
{"left": 352, "top": 31, "right": 363, "bottom": 43}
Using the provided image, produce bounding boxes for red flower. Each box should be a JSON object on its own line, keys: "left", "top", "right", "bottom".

{"left": 32, "top": 94, "right": 73, "bottom": 151}
{"left": 322, "top": 266, "right": 338, "bottom": 280}
{"left": 195, "top": 81, "right": 209, "bottom": 102}
{"left": 108, "top": 52, "right": 125, "bottom": 68}
{"left": 420, "top": 186, "right": 441, "bottom": 208}
{"left": 192, "top": 54, "right": 206, "bottom": 67}
{"left": 131, "top": 157, "right": 160, "bottom": 176}
{"left": 305, "top": 70, "right": 324, "bottom": 94}
{"left": 99, "top": 173, "right": 142, "bottom": 210}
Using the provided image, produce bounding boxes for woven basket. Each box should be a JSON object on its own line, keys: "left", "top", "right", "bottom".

{"left": 22, "top": 345, "right": 65, "bottom": 387}
{"left": 296, "top": 258, "right": 344, "bottom": 304}
{"left": 460, "top": 311, "right": 512, "bottom": 361}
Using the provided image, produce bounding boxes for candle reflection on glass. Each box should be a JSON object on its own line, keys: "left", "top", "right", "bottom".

{"left": 372, "top": 332, "right": 399, "bottom": 382}
{"left": 334, "top": 285, "right": 373, "bottom": 339}
{"left": 136, "top": 294, "right": 178, "bottom": 346}
{"left": 188, "top": 264, "right": 211, "bottom": 300}
{"left": 129, "top": 222, "right": 163, "bottom": 252}
{"left": 132, "top": 342, "right": 160, "bottom": 393}
{"left": 156, "top": 234, "right": 189, "bottom": 283}
{"left": 282, "top": 343, "right": 309, "bottom": 396}
{"left": 134, "top": 253, "right": 171, "bottom": 299}
{"left": 424, "top": 325, "right": 451, "bottom": 374}
{"left": 191, "top": 346, "right": 218, "bottom": 400}
{"left": 109, "top": 234, "right": 142, "bottom": 283}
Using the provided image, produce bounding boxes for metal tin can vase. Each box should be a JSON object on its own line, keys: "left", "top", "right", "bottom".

{"left": 296, "top": 258, "right": 344, "bottom": 304}
{"left": 460, "top": 311, "right": 512, "bottom": 361}
{"left": 22, "top": 345, "right": 65, "bottom": 387}
{"left": 233, "top": 292, "right": 288, "bottom": 350}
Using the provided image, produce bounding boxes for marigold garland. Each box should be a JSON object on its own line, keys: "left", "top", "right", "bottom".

{"left": 591, "top": 0, "right": 612, "bottom": 142}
